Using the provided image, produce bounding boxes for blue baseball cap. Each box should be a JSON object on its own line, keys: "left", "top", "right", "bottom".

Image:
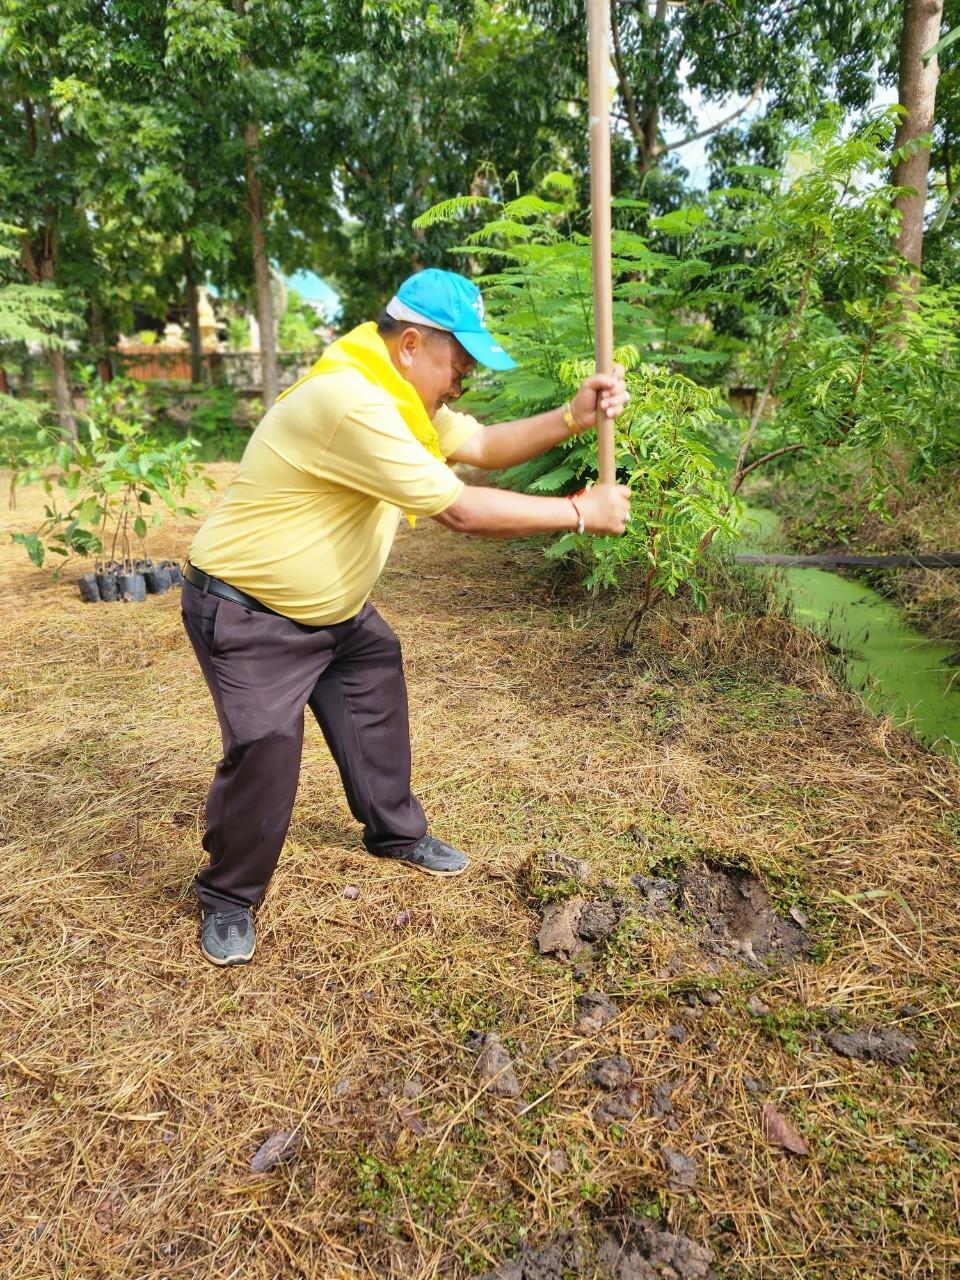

{"left": 385, "top": 268, "right": 516, "bottom": 371}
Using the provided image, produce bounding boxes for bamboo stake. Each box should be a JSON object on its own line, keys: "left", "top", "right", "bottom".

{"left": 587, "top": 0, "right": 616, "bottom": 485}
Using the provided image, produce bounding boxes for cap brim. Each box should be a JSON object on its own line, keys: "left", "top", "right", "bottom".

{"left": 455, "top": 328, "right": 516, "bottom": 371}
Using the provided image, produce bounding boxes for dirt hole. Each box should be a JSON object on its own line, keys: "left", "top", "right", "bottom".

{"left": 676, "top": 861, "right": 810, "bottom": 964}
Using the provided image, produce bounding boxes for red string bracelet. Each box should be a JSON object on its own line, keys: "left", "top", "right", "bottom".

{"left": 568, "top": 493, "right": 585, "bottom": 534}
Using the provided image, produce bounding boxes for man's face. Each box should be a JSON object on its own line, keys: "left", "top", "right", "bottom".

{"left": 396, "top": 328, "right": 477, "bottom": 417}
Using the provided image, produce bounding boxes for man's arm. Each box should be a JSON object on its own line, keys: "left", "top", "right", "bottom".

{"left": 448, "top": 366, "right": 629, "bottom": 471}
{"left": 433, "top": 482, "right": 632, "bottom": 539}
{"left": 450, "top": 405, "right": 571, "bottom": 470}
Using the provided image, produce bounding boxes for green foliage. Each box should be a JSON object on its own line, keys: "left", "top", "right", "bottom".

{"left": 530, "top": 365, "right": 739, "bottom": 605}
{"left": 416, "top": 112, "right": 960, "bottom": 615}
{"left": 145, "top": 383, "right": 250, "bottom": 460}
{"left": 226, "top": 313, "right": 251, "bottom": 351}
{"left": 0, "top": 237, "right": 74, "bottom": 346}
{"left": 277, "top": 288, "right": 321, "bottom": 352}
{"left": 11, "top": 375, "right": 210, "bottom": 572}
{"left": 0, "top": 224, "right": 73, "bottom": 337}
{"left": 421, "top": 178, "right": 739, "bottom": 607}
{"left": 355, "top": 1124, "right": 489, "bottom": 1234}
{"left": 704, "top": 111, "right": 960, "bottom": 491}
{"left": 185, "top": 386, "right": 249, "bottom": 458}
{"left": 1, "top": 0, "right": 956, "bottom": 446}
{"left": 752, "top": 1001, "right": 827, "bottom": 1055}
{"left": 0, "top": 224, "right": 82, "bottom": 480}
{"left": 529, "top": 0, "right": 900, "bottom": 177}
{"left": 0, "top": 393, "right": 48, "bottom": 485}
{"left": 309, "top": 2, "right": 590, "bottom": 326}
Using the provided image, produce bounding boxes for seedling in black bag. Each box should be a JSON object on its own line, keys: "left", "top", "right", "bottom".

{"left": 96, "top": 562, "right": 121, "bottom": 602}
{"left": 12, "top": 375, "right": 211, "bottom": 593}
{"left": 78, "top": 573, "right": 101, "bottom": 603}
{"left": 118, "top": 561, "right": 147, "bottom": 602}
{"left": 144, "top": 561, "right": 173, "bottom": 594}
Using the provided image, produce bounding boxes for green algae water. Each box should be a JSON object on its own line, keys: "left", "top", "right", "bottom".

{"left": 742, "top": 506, "right": 960, "bottom": 760}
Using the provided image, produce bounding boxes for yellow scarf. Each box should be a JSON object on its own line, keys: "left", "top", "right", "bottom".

{"left": 276, "top": 321, "right": 443, "bottom": 462}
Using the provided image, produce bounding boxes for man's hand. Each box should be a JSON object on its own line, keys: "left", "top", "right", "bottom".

{"left": 569, "top": 363, "right": 629, "bottom": 432}
{"left": 577, "top": 483, "right": 632, "bottom": 535}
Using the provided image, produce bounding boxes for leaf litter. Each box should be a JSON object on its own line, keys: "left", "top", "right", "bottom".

{"left": 761, "top": 1102, "right": 811, "bottom": 1157}
{"left": 2, "top": 470, "right": 958, "bottom": 1278}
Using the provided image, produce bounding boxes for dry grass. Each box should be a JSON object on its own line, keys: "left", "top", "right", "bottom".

{"left": 2, "top": 464, "right": 959, "bottom": 1279}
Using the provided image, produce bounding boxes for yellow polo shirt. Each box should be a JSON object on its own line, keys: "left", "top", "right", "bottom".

{"left": 188, "top": 370, "right": 482, "bottom": 624}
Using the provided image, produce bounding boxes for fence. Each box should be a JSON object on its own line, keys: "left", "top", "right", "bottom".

{"left": 109, "top": 349, "right": 319, "bottom": 392}
{"left": 2, "top": 349, "right": 319, "bottom": 397}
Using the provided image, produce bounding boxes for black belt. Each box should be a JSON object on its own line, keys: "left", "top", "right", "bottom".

{"left": 184, "top": 562, "right": 283, "bottom": 617}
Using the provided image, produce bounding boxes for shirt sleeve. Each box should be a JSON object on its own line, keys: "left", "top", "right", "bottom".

{"left": 432, "top": 404, "right": 484, "bottom": 459}
{"left": 319, "top": 397, "right": 464, "bottom": 516}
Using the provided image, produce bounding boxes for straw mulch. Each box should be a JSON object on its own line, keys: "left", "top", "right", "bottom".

{"left": 2, "top": 464, "right": 958, "bottom": 1280}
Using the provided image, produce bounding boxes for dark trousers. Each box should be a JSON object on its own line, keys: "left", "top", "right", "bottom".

{"left": 180, "top": 578, "right": 427, "bottom": 912}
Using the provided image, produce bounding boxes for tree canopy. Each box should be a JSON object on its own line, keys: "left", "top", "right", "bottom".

{"left": 1, "top": 0, "right": 957, "bottom": 413}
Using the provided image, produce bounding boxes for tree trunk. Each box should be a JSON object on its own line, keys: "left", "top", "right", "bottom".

{"left": 243, "top": 120, "right": 278, "bottom": 408}
{"left": 90, "top": 299, "right": 112, "bottom": 384}
{"left": 610, "top": 0, "right": 668, "bottom": 172}
{"left": 22, "top": 233, "right": 77, "bottom": 441}
{"left": 20, "top": 97, "right": 77, "bottom": 438}
{"left": 234, "top": 0, "right": 278, "bottom": 406}
{"left": 209, "top": 350, "right": 225, "bottom": 388}
{"left": 183, "top": 237, "right": 204, "bottom": 385}
{"left": 611, "top": 3, "right": 647, "bottom": 166}
{"left": 46, "top": 347, "right": 77, "bottom": 440}
{"left": 892, "top": 0, "right": 945, "bottom": 289}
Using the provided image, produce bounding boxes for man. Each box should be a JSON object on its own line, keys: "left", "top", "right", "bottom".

{"left": 182, "top": 268, "right": 631, "bottom": 966}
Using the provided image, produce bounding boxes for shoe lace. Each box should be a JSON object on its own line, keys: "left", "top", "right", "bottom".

{"left": 214, "top": 908, "right": 249, "bottom": 929}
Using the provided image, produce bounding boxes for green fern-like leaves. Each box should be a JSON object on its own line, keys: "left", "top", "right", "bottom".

{"left": 501, "top": 195, "right": 566, "bottom": 220}
{"left": 411, "top": 195, "right": 495, "bottom": 230}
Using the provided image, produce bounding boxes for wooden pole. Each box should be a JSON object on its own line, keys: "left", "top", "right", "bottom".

{"left": 736, "top": 552, "right": 960, "bottom": 569}
{"left": 587, "top": 0, "right": 616, "bottom": 485}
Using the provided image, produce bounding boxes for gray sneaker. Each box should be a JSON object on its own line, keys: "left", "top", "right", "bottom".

{"left": 201, "top": 907, "right": 256, "bottom": 966}
{"left": 382, "top": 835, "right": 469, "bottom": 877}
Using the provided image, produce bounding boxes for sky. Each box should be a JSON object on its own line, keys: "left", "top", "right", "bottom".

{"left": 285, "top": 269, "right": 340, "bottom": 316}
{"left": 667, "top": 74, "right": 901, "bottom": 188}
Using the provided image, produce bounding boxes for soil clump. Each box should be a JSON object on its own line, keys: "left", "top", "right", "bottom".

{"left": 630, "top": 874, "right": 677, "bottom": 913}
{"left": 648, "top": 1079, "right": 678, "bottom": 1118}
{"left": 535, "top": 893, "right": 626, "bottom": 959}
{"left": 587, "top": 1055, "right": 633, "bottom": 1090}
{"left": 475, "top": 1032, "right": 522, "bottom": 1098}
{"left": 661, "top": 1146, "right": 698, "bottom": 1191}
{"left": 536, "top": 861, "right": 808, "bottom": 971}
{"left": 249, "top": 1129, "right": 301, "bottom": 1173}
{"left": 540, "top": 850, "right": 591, "bottom": 886}
{"left": 578, "top": 899, "right": 620, "bottom": 941}
{"left": 594, "top": 1087, "right": 641, "bottom": 1125}
{"left": 481, "top": 1220, "right": 713, "bottom": 1280}
{"left": 825, "top": 1025, "right": 916, "bottom": 1065}
{"left": 577, "top": 991, "right": 619, "bottom": 1034}
{"left": 536, "top": 896, "right": 586, "bottom": 959}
